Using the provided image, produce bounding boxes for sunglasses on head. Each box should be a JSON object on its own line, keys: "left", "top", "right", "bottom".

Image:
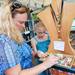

{"left": 11, "top": 1, "right": 22, "bottom": 11}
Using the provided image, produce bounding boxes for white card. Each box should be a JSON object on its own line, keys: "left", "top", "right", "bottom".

{"left": 71, "top": 19, "right": 75, "bottom": 26}
{"left": 53, "top": 41, "right": 65, "bottom": 51}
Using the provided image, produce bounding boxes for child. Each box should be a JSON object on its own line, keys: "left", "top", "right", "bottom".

{"left": 31, "top": 21, "right": 51, "bottom": 75}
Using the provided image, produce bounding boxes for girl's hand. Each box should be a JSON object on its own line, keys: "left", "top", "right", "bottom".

{"left": 37, "top": 51, "right": 48, "bottom": 58}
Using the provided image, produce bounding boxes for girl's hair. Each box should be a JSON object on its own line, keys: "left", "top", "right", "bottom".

{"left": 34, "top": 21, "right": 47, "bottom": 32}
{"left": 0, "top": 1, "right": 29, "bottom": 43}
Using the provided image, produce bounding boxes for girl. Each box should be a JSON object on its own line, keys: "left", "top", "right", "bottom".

{"left": 31, "top": 21, "right": 51, "bottom": 75}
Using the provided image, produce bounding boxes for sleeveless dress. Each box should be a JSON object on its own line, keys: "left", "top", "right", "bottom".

{"left": 32, "top": 34, "right": 51, "bottom": 75}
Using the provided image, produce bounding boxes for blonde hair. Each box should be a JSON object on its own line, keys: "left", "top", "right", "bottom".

{"left": 34, "top": 21, "right": 47, "bottom": 32}
{"left": 0, "top": 2, "right": 24, "bottom": 43}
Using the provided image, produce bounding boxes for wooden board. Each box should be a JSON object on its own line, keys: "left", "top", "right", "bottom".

{"left": 37, "top": 1, "right": 75, "bottom": 55}
{"left": 37, "top": 1, "right": 75, "bottom": 74}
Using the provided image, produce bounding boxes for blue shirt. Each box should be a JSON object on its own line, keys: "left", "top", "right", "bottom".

{"left": 0, "top": 34, "right": 32, "bottom": 75}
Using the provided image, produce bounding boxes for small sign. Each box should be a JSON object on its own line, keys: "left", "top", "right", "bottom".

{"left": 71, "top": 19, "right": 75, "bottom": 26}
{"left": 53, "top": 40, "right": 65, "bottom": 51}
{"left": 71, "top": 18, "right": 75, "bottom": 31}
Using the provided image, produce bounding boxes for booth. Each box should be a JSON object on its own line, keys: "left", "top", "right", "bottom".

{"left": 37, "top": 0, "right": 75, "bottom": 74}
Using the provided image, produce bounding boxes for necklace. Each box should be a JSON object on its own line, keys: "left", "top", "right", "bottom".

{"left": 50, "top": 0, "right": 64, "bottom": 40}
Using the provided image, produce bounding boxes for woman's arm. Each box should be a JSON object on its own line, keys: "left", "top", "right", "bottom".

{"left": 5, "top": 55, "right": 59, "bottom": 75}
{"left": 5, "top": 63, "right": 47, "bottom": 75}
{"left": 20, "top": 61, "right": 49, "bottom": 75}
{"left": 5, "top": 64, "right": 21, "bottom": 75}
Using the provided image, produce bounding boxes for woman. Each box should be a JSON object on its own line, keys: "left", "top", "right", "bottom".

{"left": 0, "top": 1, "right": 59, "bottom": 75}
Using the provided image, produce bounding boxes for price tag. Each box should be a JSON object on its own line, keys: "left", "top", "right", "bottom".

{"left": 53, "top": 40, "right": 65, "bottom": 51}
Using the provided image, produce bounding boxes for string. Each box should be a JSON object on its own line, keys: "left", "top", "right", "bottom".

{"left": 50, "top": 0, "right": 64, "bottom": 40}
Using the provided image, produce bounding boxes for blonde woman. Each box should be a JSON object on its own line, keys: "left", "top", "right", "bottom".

{"left": 0, "top": 1, "right": 59, "bottom": 75}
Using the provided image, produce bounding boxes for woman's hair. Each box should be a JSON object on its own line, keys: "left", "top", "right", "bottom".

{"left": 0, "top": 1, "right": 29, "bottom": 43}
{"left": 11, "top": 2, "right": 29, "bottom": 18}
{"left": 34, "top": 21, "right": 47, "bottom": 32}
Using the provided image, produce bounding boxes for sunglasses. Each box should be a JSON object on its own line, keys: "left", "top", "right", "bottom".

{"left": 11, "top": 1, "right": 22, "bottom": 11}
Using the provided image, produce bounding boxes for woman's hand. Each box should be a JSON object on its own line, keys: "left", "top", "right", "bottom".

{"left": 43, "top": 55, "right": 59, "bottom": 68}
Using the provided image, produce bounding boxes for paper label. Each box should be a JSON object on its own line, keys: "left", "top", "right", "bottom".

{"left": 53, "top": 41, "right": 65, "bottom": 51}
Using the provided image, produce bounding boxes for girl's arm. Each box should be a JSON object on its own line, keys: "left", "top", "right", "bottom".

{"left": 31, "top": 38, "right": 38, "bottom": 53}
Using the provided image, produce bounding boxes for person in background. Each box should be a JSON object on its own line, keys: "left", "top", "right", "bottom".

{"left": 0, "top": 1, "right": 59, "bottom": 75}
{"left": 31, "top": 21, "right": 51, "bottom": 75}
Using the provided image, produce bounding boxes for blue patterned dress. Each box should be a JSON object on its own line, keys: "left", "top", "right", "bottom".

{"left": 0, "top": 34, "right": 32, "bottom": 75}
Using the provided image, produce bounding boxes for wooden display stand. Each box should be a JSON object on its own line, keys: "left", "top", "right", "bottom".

{"left": 37, "top": 1, "right": 75, "bottom": 75}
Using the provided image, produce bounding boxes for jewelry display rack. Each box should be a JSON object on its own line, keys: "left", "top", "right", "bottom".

{"left": 37, "top": 0, "right": 75, "bottom": 74}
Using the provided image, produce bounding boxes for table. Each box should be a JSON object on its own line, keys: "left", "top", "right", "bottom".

{"left": 51, "top": 65, "right": 75, "bottom": 74}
